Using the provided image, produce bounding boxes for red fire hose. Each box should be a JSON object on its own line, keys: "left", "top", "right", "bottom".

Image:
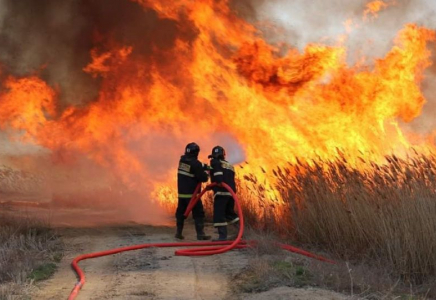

{"left": 68, "top": 182, "right": 335, "bottom": 300}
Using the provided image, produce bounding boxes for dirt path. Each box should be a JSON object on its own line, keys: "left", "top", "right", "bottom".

{"left": 1, "top": 201, "right": 351, "bottom": 300}
{"left": 30, "top": 223, "right": 351, "bottom": 300}
{"left": 31, "top": 223, "right": 249, "bottom": 300}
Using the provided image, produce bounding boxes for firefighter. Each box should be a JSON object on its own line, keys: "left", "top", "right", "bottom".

{"left": 175, "top": 142, "right": 211, "bottom": 240}
{"left": 208, "top": 145, "right": 239, "bottom": 241}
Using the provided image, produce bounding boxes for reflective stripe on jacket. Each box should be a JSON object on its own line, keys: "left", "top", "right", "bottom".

{"left": 177, "top": 155, "right": 208, "bottom": 198}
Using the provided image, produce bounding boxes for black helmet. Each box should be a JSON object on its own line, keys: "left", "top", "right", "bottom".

{"left": 208, "top": 145, "right": 226, "bottom": 159}
{"left": 185, "top": 142, "right": 200, "bottom": 157}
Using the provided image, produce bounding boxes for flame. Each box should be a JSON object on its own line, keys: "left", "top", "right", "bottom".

{"left": 0, "top": 0, "right": 435, "bottom": 211}
{"left": 0, "top": 76, "right": 56, "bottom": 139}
{"left": 364, "top": 0, "right": 390, "bottom": 20}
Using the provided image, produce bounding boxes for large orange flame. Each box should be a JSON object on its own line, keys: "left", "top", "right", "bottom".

{"left": 0, "top": 0, "right": 434, "bottom": 210}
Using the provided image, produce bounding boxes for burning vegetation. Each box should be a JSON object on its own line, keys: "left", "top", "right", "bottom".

{"left": 0, "top": 0, "right": 436, "bottom": 292}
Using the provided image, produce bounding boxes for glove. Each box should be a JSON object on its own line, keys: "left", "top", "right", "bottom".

{"left": 202, "top": 163, "right": 212, "bottom": 171}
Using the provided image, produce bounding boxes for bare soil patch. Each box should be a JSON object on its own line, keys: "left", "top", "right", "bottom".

{"left": 27, "top": 222, "right": 354, "bottom": 300}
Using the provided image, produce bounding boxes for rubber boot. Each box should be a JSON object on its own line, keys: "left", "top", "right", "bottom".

{"left": 213, "top": 226, "right": 227, "bottom": 241}
{"left": 175, "top": 219, "right": 184, "bottom": 240}
{"left": 195, "top": 219, "right": 211, "bottom": 240}
{"left": 228, "top": 222, "right": 240, "bottom": 240}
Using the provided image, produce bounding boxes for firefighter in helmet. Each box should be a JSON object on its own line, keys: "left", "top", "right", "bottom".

{"left": 208, "top": 145, "right": 239, "bottom": 241}
{"left": 175, "top": 142, "right": 211, "bottom": 240}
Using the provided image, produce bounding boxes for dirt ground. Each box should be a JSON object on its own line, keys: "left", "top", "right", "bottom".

{"left": 25, "top": 220, "right": 349, "bottom": 300}
{"left": 1, "top": 197, "right": 349, "bottom": 300}
{"left": 31, "top": 224, "right": 248, "bottom": 300}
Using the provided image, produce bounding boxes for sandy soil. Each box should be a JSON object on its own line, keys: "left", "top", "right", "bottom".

{"left": 26, "top": 221, "right": 350, "bottom": 300}
{"left": 0, "top": 197, "right": 352, "bottom": 300}
{"left": 31, "top": 223, "right": 250, "bottom": 300}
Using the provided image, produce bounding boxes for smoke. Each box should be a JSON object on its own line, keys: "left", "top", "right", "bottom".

{"left": 239, "top": 0, "right": 436, "bottom": 135}
{"left": 0, "top": 0, "right": 196, "bottom": 107}
{"left": 245, "top": 0, "right": 433, "bottom": 56}
{"left": 0, "top": 0, "right": 91, "bottom": 106}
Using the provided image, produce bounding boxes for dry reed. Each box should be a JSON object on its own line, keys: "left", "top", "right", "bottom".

{"left": 0, "top": 214, "right": 62, "bottom": 299}
{"left": 271, "top": 152, "right": 436, "bottom": 284}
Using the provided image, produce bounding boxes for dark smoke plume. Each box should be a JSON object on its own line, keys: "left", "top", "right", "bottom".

{"left": 0, "top": 0, "right": 197, "bottom": 107}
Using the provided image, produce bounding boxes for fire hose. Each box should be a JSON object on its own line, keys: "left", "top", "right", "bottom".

{"left": 68, "top": 182, "right": 335, "bottom": 300}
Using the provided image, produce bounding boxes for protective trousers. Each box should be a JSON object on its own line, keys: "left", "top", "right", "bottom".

{"left": 213, "top": 194, "right": 230, "bottom": 226}
{"left": 175, "top": 197, "right": 208, "bottom": 239}
{"left": 225, "top": 197, "right": 239, "bottom": 224}
{"left": 212, "top": 194, "right": 228, "bottom": 240}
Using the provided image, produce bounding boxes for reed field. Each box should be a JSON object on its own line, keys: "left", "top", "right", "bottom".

{"left": 279, "top": 153, "right": 436, "bottom": 280}
{"left": 234, "top": 152, "right": 436, "bottom": 297}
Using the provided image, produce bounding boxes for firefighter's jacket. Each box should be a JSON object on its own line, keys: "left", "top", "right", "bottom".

{"left": 209, "top": 158, "right": 236, "bottom": 196}
{"left": 177, "top": 155, "right": 208, "bottom": 199}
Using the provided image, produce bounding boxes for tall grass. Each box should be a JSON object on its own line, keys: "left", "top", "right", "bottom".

{"left": 270, "top": 153, "right": 436, "bottom": 284}
{"left": 0, "top": 214, "right": 62, "bottom": 298}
